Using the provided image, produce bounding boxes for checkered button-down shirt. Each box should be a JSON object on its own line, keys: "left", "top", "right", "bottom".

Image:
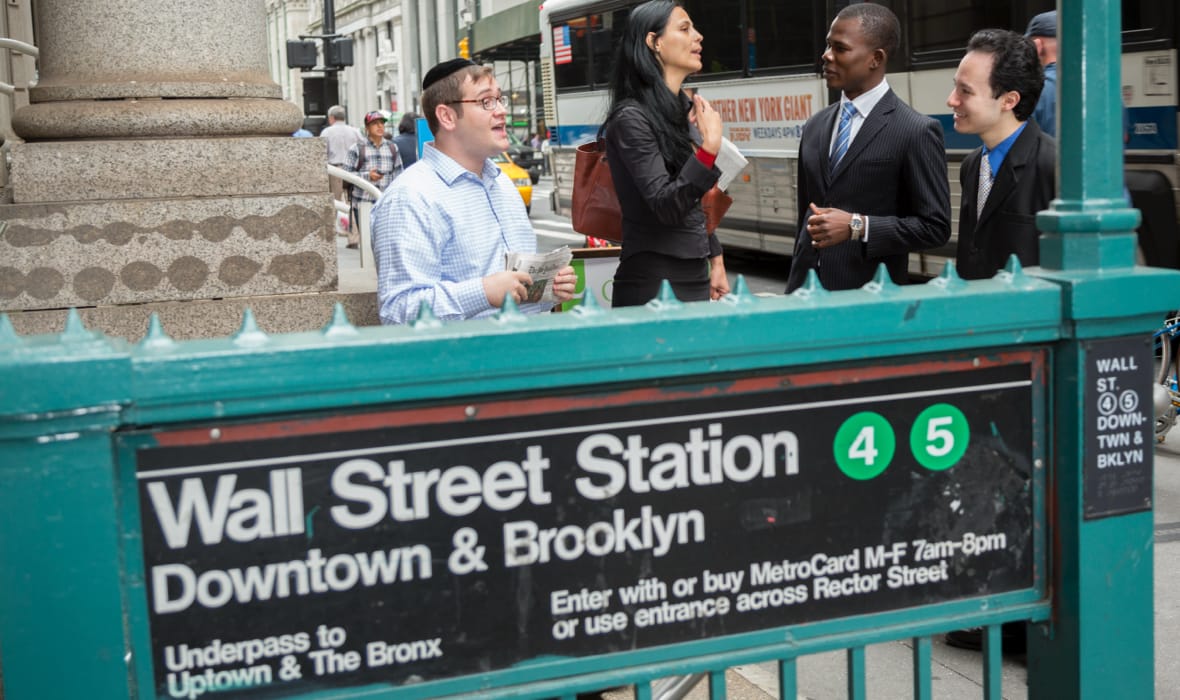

{"left": 371, "top": 143, "right": 546, "bottom": 324}
{"left": 345, "top": 138, "right": 403, "bottom": 202}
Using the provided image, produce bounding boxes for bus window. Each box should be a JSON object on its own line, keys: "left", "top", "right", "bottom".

{"left": 745, "top": 0, "right": 823, "bottom": 73}
{"left": 908, "top": 1, "right": 1037, "bottom": 66}
{"left": 683, "top": 0, "right": 742, "bottom": 75}
{"left": 1122, "top": 1, "right": 1175, "bottom": 48}
{"left": 553, "top": 16, "right": 595, "bottom": 90}
{"left": 554, "top": 9, "right": 631, "bottom": 91}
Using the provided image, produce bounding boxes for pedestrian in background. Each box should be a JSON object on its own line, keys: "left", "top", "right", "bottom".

{"left": 785, "top": 3, "right": 950, "bottom": 292}
{"left": 603, "top": 0, "right": 729, "bottom": 307}
{"left": 370, "top": 59, "right": 576, "bottom": 324}
{"left": 393, "top": 112, "right": 420, "bottom": 168}
{"left": 1025, "top": 11, "right": 1058, "bottom": 138}
{"left": 947, "top": 28, "right": 1054, "bottom": 281}
{"left": 344, "top": 111, "right": 403, "bottom": 250}
{"left": 320, "top": 105, "right": 365, "bottom": 205}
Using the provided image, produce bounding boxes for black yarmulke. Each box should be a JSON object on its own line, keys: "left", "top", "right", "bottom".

{"left": 422, "top": 58, "right": 477, "bottom": 91}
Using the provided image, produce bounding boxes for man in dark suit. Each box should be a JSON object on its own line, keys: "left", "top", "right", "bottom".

{"left": 786, "top": 4, "right": 950, "bottom": 293}
{"left": 944, "top": 29, "right": 1055, "bottom": 657}
{"left": 949, "top": 29, "right": 1055, "bottom": 280}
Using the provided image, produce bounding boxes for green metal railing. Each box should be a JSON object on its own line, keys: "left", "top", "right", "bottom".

{"left": 0, "top": 258, "right": 1144, "bottom": 699}
{"left": 3, "top": 1, "right": 1180, "bottom": 697}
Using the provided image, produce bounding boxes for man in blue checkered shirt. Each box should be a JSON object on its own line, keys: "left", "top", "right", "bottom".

{"left": 371, "top": 59, "right": 577, "bottom": 324}
{"left": 345, "top": 111, "right": 403, "bottom": 249}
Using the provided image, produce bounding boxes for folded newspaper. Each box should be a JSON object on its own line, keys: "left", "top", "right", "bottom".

{"left": 715, "top": 137, "right": 749, "bottom": 191}
{"left": 505, "top": 246, "right": 573, "bottom": 304}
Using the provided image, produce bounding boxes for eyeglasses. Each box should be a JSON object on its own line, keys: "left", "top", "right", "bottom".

{"left": 447, "top": 95, "right": 509, "bottom": 111}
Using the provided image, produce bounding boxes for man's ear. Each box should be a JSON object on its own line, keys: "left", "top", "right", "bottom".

{"left": 1001, "top": 90, "right": 1021, "bottom": 114}
{"left": 870, "top": 48, "right": 887, "bottom": 70}
{"left": 434, "top": 103, "right": 458, "bottom": 132}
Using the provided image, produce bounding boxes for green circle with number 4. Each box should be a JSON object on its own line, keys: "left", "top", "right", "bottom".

{"left": 833, "top": 411, "right": 896, "bottom": 480}
{"left": 910, "top": 403, "right": 969, "bottom": 471}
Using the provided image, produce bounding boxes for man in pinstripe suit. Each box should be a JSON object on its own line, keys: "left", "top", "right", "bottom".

{"left": 786, "top": 4, "right": 951, "bottom": 293}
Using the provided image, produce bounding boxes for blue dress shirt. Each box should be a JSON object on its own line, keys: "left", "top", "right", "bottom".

{"left": 371, "top": 143, "right": 547, "bottom": 324}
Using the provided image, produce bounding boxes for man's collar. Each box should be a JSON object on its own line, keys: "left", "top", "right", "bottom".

{"left": 423, "top": 143, "right": 500, "bottom": 184}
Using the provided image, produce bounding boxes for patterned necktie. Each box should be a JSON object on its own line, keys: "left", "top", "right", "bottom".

{"left": 977, "top": 150, "right": 993, "bottom": 218}
{"left": 830, "top": 101, "right": 857, "bottom": 172}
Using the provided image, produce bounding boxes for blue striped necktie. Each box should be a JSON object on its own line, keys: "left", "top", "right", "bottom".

{"left": 830, "top": 101, "right": 857, "bottom": 172}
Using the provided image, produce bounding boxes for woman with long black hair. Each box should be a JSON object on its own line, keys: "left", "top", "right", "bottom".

{"left": 604, "top": 0, "right": 728, "bottom": 307}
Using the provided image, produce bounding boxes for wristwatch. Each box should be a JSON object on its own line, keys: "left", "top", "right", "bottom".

{"left": 849, "top": 213, "right": 865, "bottom": 241}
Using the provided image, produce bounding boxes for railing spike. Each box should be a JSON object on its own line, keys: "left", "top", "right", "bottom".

{"left": 571, "top": 288, "right": 605, "bottom": 316}
{"left": 232, "top": 308, "right": 269, "bottom": 346}
{"left": 139, "top": 313, "right": 177, "bottom": 351}
{"left": 724, "top": 274, "right": 756, "bottom": 304}
{"left": 60, "top": 308, "right": 95, "bottom": 342}
{"left": 994, "top": 254, "right": 1027, "bottom": 286}
{"left": 928, "top": 259, "right": 967, "bottom": 292}
{"left": 645, "top": 280, "right": 683, "bottom": 311}
{"left": 0, "top": 314, "right": 21, "bottom": 347}
{"left": 790, "top": 269, "right": 829, "bottom": 301}
{"left": 411, "top": 300, "right": 442, "bottom": 329}
{"left": 495, "top": 293, "right": 528, "bottom": 323}
{"left": 1003, "top": 254, "right": 1025, "bottom": 277}
{"left": 322, "top": 302, "right": 359, "bottom": 337}
{"left": 860, "top": 263, "right": 899, "bottom": 295}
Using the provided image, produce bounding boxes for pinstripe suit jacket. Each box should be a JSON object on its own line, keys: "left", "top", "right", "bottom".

{"left": 786, "top": 89, "right": 951, "bottom": 292}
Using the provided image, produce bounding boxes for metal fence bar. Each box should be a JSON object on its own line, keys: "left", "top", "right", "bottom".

{"left": 912, "top": 636, "right": 932, "bottom": 700}
{"left": 778, "top": 658, "right": 797, "bottom": 700}
{"left": 846, "top": 646, "right": 866, "bottom": 700}
{"left": 982, "top": 625, "right": 1002, "bottom": 700}
{"left": 707, "top": 669, "right": 725, "bottom": 698}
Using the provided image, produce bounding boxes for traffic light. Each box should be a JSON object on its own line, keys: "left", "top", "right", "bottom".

{"left": 326, "top": 38, "right": 354, "bottom": 68}
{"left": 286, "top": 40, "right": 318, "bottom": 69}
{"left": 458, "top": 37, "right": 470, "bottom": 59}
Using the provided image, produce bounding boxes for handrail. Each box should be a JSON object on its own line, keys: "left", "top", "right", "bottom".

{"left": 0, "top": 38, "right": 38, "bottom": 59}
{"left": 326, "top": 164, "right": 381, "bottom": 200}
{"left": 327, "top": 164, "right": 382, "bottom": 268}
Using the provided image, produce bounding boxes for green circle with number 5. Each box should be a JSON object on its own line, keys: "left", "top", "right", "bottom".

{"left": 910, "top": 403, "right": 969, "bottom": 471}
{"left": 834, "top": 411, "right": 896, "bottom": 480}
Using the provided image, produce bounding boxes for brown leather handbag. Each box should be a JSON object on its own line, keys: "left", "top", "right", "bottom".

{"left": 572, "top": 140, "right": 733, "bottom": 241}
{"left": 701, "top": 186, "right": 733, "bottom": 235}
{"left": 571, "top": 140, "right": 623, "bottom": 243}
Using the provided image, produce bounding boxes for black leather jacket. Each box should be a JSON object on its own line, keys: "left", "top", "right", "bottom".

{"left": 604, "top": 98, "right": 722, "bottom": 261}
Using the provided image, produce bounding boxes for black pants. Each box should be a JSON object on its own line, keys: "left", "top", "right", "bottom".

{"left": 612, "top": 251, "right": 709, "bottom": 308}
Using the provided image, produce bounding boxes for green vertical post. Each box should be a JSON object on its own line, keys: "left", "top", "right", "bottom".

{"left": 1029, "top": 1, "right": 1180, "bottom": 697}
{"left": 0, "top": 321, "right": 132, "bottom": 699}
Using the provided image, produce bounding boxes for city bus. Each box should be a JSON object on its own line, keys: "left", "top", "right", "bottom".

{"left": 539, "top": 0, "right": 1179, "bottom": 275}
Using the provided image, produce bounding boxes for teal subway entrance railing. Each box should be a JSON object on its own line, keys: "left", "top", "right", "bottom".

{"left": 1, "top": 258, "right": 1156, "bottom": 700}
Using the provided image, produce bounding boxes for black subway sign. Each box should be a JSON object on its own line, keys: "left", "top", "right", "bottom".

{"left": 128, "top": 352, "right": 1043, "bottom": 699}
{"left": 1084, "top": 336, "right": 1154, "bottom": 519}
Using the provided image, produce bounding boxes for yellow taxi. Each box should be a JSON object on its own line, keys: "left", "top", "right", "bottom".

{"left": 492, "top": 151, "right": 533, "bottom": 213}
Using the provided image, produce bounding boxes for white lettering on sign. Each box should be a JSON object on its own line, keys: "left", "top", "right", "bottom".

{"left": 1092, "top": 353, "right": 1148, "bottom": 472}
{"left": 502, "top": 506, "right": 705, "bottom": 566}
{"left": 573, "top": 423, "right": 799, "bottom": 500}
{"left": 151, "top": 545, "right": 432, "bottom": 614}
{"left": 329, "top": 445, "right": 553, "bottom": 527}
{"left": 147, "top": 467, "right": 305, "bottom": 549}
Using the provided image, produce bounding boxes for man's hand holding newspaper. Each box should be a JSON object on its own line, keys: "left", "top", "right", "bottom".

{"left": 505, "top": 246, "right": 576, "bottom": 304}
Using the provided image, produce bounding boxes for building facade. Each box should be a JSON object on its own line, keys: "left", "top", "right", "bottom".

{"left": 266, "top": 0, "right": 541, "bottom": 137}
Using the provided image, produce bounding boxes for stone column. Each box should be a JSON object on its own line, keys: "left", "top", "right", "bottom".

{"left": 0, "top": 0, "right": 355, "bottom": 337}
{"left": 13, "top": 0, "right": 300, "bottom": 139}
